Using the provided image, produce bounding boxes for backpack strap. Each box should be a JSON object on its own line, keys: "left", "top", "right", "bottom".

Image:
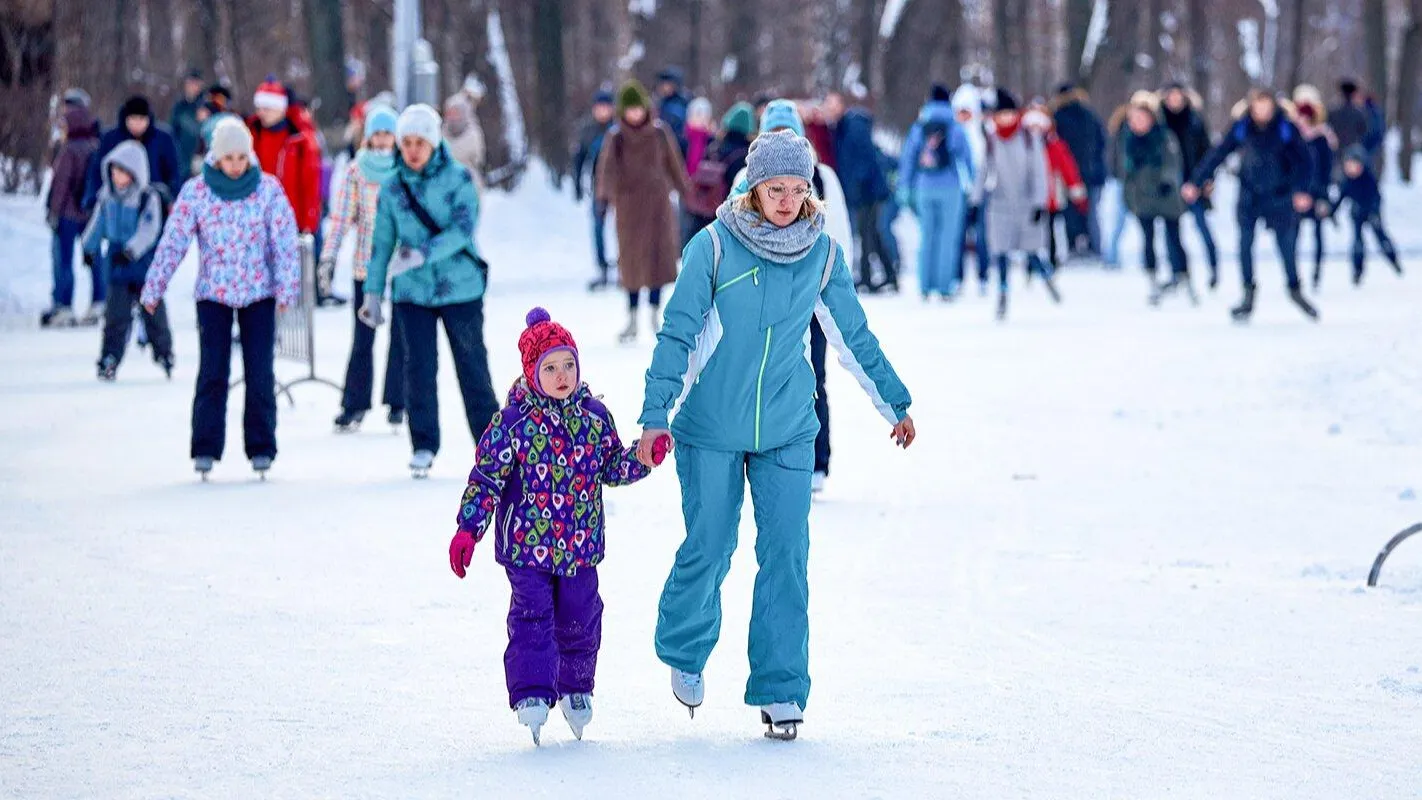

{"left": 707, "top": 223, "right": 723, "bottom": 298}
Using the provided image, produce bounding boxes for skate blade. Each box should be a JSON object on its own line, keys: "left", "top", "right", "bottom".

{"left": 411, "top": 469, "right": 430, "bottom": 480}
{"left": 531, "top": 727, "right": 541, "bottom": 746}
{"left": 763, "top": 723, "right": 798, "bottom": 741}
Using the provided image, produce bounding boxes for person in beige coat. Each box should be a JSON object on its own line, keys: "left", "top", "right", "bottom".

{"left": 596, "top": 79, "right": 690, "bottom": 343}
{"left": 444, "top": 78, "right": 486, "bottom": 190}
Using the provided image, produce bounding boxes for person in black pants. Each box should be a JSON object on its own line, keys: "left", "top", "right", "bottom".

{"left": 359, "top": 105, "right": 499, "bottom": 477}
{"left": 141, "top": 117, "right": 301, "bottom": 477}
{"left": 809, "top": 321, "right": 831, "bottom": 492}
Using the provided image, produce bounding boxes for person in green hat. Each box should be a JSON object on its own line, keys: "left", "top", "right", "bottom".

{"left": 595, "top": 79, "right": 690, "bottom": 343}
{"left": 681, "top": 101, "right": 755, "bottom": 243}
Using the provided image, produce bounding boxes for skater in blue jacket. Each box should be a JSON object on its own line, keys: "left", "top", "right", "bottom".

{"left": 635, "top": 130, "right": 915, "bottom": 740}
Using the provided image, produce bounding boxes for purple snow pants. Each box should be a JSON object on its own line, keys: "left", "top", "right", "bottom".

{"left": 504, "top": 566, "right": 603, "bottom": 708}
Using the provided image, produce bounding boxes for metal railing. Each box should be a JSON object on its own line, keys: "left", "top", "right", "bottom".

{"left": 231, "top": 233, "right": 343, "bottom": 404}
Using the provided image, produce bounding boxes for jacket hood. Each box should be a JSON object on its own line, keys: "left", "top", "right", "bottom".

{"left": 918, "top": 100, "right": 957, "bottom": 123}
{"left": 505, "top": 377, "right": 592, "bottom": 413}
{"left": 1050, "top": 87, "right": 1091, "bottom": 113}
{"left": 951, "top": 85, "right": 984, "bottom": 120}
{"left": 101, "top": 139, "right": 151, "bottom": 194}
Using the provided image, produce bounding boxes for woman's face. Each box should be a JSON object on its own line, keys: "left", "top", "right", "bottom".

{"left": 623, "top": 106, "right": 648, "bottom": 127}
{"left": 1127, "top": 107, "right": 1155, "bottom": 135}
{"left": 218, "top": 152, "right": 250, "bottom": 179}
{"left": 756, "top": 178, "right": 811, "bottom": 228}
{"left": 368, "top": 131, "right": 395, "bottom": 152}
{"left": 400, "top": 136, "right": 435, "bottom": 170}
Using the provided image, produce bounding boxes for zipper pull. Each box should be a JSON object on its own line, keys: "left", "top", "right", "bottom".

{"left": 753, "top": 268, "right": 760, "bottom": 286}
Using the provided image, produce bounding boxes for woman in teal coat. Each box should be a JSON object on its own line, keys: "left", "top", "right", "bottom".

{"left": 360, "top": 104, "right": 498, "bottom": 478}
{"left": 635, "top": 130, "right": 915, "bottom": 739}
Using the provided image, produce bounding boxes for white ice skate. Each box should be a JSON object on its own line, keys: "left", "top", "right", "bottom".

{"left": 670, "top": 667, "right": 704, "bottom": 717}
{"left": 760, "top": 701, "right": 803, "bottom": 741}
{"left": 252, "top": 455, "right": 272, "bottom": 480}
{"left": 410, "top": 449, "right": 434, "bottom": 479}
{"left": 558, "top": 693, "right": 593, "bottom": 740}
{"left": 514, "top": 697, "right": 550, "bottom": 746}
{"left": 811, "top": 471, "right": 827, "bottom": 494}
{"left": 194, "top": 456, "right": 215, "bottom": 481}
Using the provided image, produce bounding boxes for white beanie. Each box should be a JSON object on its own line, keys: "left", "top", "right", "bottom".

{"left": 397, "top": 104, "right": 443, "bottom": 149}
{"left": 207, "top": 116, "right": 256, "bottom": 164}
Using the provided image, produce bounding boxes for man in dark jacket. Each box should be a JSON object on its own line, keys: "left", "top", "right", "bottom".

{"left": 1160, "top": 83, "right": 1220, "bottom": 286}
{"left": 169, "top": 69, "right": 206, "bottom": 180}
{"left": 83, "top": 96, "right": 182, "bottom": 213}
{"left": 1184, "top": 90, "right": 1318, "bottom": 321}
{"left": 655, "top": 66, "right": 691, "bottom": 157}
{"left": 571, "top": 89, "right": 617, "bottom": 290}
{"left": 1051, "top": 83, "right": 1108, "bottom": 256}
{"left": 824, "top": 91, "right": 897, "bottom": 292}
{"left": 43, "top": 104, "right": 102, "bottom": 327}
{"left": 1328, "top": 80, "right": 1372, "bottom": 168}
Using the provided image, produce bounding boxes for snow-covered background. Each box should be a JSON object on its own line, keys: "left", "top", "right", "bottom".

{"left": 2, "top": 162, "right": 1421, "bottom": 798}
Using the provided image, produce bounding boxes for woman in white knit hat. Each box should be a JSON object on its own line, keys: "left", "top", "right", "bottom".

{"left": 141, "top": 116, "right": 302, "bottom": 480}
{"left": 360, "top": 104, "right": 498, "bottom": 479}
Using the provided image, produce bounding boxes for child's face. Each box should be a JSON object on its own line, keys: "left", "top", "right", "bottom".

{"left": 538, "top": 352, "right": 578, "bottom": 400}
{"left": 1344, "top": 159, "right": 1363, "bottom": 179}
{"left": 109, "top": 164, "right": 134, "bottom": 191}
{"left": 218, "top": 152, "right": 250, "bottom": 179}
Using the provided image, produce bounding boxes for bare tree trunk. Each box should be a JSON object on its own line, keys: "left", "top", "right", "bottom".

{"left": 1364, "top": 0, "right": 1387, "bottom": 111}
{"left": 146, "top": 0, "right": 176, "bottom": 97}
{"left": 992, "top": 0, "right": 1010, "bottom": 89}
{"left": 1064, "top": 0, "right": 1092, "bottom": 83}
{"left": 224, "top": 0, "right": 247, "bottom": 93}
{"left": 303, "top": 0, "right": 348, "bottom": 126}
{"left": 1147, "top": 0, "right": 1165, "bottom": 88}
{"left": 1397, "top": 0, "right": 1422, "bottom": 181}
{"left": 726, "top": 0, "right": 760, "bottom": 91}
{"left": 858, "top": 0, "right": 876, "bottom": 95}
{"left": 1285, "top": 0, "right": 1306, "bottom": 91}
{"left": 192, "top": 0, "right": 220, "bottom": 80}
{"left": 532, "top": 0, "right": 569, "bottom": 178}
{"left": 1188, "top": 0, "right": 1211, "bottom": 111}
{"left": 688, "top": 0, "right": 702, "bottom": 93}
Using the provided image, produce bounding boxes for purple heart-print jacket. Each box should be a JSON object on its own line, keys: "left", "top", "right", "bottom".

{"left": 456, "top": 380, "right": 651, "bottom": 577}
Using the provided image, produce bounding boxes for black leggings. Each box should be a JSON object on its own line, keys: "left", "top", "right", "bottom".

{"left": 628, "top": 287, "right": 663, "bottom": 310}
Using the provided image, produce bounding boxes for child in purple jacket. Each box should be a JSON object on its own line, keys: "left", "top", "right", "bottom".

{"left": 448, "top": 307, "right": 652, "bottom": 745}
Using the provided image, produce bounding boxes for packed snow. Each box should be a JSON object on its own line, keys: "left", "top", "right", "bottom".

{"left": 2, "top": 162, "right": 1421, "bottom": 798}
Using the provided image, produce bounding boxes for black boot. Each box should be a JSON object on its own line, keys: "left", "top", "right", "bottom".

{"left": 387, "top": 407, "right": 406, "bottom": 426}
{"left": 333, "top": 409, "right": 365, "bottom": 432}
{"left": 1230, "top": 285, "right": 1256, "bottom": 322}
{"left": 1288, "top": 286, "right": 1320, "bottom": 321}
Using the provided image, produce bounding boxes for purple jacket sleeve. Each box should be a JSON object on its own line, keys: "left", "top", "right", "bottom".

{"left": 598, "top": 420, "right": 652, "bottom": 487}
{"left": 455, "top": 408, "right": 519, "bottom": 539}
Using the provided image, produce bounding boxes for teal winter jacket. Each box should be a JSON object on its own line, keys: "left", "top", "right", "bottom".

{"left": 365, "top": 143, "right": 485, "bottom": 306}
{"left": 640, "top": 220, "right": 911, "bottom": 453}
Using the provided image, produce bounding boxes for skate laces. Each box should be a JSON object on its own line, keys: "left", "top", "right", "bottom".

{"left": 677, "top": 670, "right": 702, "bottom": 689}
{"left": 515, "top": 697, "right": 545, "bottom": 710}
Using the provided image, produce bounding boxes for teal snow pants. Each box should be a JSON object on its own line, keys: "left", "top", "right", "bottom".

{"left": 654, "top": 441, "right": 814, "bottom": 708}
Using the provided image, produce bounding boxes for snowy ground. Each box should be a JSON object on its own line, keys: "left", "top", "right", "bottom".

{"left": 3, "top": 165, "right": 1422, "bottom": 799}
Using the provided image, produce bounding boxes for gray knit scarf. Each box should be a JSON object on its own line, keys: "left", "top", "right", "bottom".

{"left": 715, "top": 198, "right": 825, "bottom": 264}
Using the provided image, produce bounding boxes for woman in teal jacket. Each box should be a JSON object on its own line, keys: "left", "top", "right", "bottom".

{"left": 635, "top": 130, "right": 915, "bottom": 739}
{"left": 360, "top": 104, "right": 498, "bottom": 478}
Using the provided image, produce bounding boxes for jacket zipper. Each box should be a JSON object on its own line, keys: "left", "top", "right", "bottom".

{"left": 716, "top": 267, "right": 759, "bottom": 293}
{"left": 500, "top": 503, "right": 515, "bottom": 555}
{"left": 755, "top": 325, "right": 773, "bottom": 450}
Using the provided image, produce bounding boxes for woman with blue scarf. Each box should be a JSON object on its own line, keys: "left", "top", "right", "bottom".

{"left": 636, "top": 130, "right": 916, "bottom": 740}
{"left": 320, "top": 106, "right": 408, "bottom": 432}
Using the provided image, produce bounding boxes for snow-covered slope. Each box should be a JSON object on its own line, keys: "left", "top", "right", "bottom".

{"left": 2, "top": 165, "right": 1420, "bottom": 798}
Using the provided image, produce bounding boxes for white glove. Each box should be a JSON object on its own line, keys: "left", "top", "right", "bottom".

{"left": 357, "top": 292, "right": 385, "bottom": 328}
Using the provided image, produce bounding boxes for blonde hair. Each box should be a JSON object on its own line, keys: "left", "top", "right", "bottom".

{"left": 732, "top": 183, "right": 827, "bottom": 224}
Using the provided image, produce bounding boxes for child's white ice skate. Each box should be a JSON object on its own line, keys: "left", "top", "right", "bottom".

{"left": 670, "top": 667, "right": 703, "bottom": 718}
{"left": 558, "top": 693, "right": 593, "bottom": 740}
{"left": 514, "top": 697, "right": 550, "bottom": 746}
{"left": 760, "top": 701, "right": 803, "bottom": 741}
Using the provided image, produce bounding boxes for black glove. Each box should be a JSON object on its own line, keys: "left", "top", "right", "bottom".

{"left": 1031, "top": 207, "right": 1045, "bottom": 224}
{"left": 1159, "top": 182, "right": 1174, "bottom": 197}
{"left": 111, "top": 250, "right": 132, "bottom": 267}
{"left": 966, "top": 205, "right": 980, "bottom": 227}
{"left": 82, "top": 252, "right": 95, "bottom": 268}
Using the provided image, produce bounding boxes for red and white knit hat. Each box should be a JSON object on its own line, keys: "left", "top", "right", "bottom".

{"left": 518, "top": 308, "right": 578, "bottom": 396}
{"left": 253, "top": 80, "right": 289, "bottom": 113}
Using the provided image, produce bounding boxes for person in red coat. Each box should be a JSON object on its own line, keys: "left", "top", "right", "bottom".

{"left": 247, "top": 79, "right": 327, "bottom": 300}
{"left": 1025, "top": 102, "right": 1089, "bottom": 270}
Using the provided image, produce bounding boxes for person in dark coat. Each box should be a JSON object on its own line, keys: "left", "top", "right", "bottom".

{"left": 1291, "top": 92, "right": 1337, "bottom": 289}
{"left": 823, "top": 91, "right": 897, "bottom": 292}
{"left": 43, "top": 104, "right": 102, "bottom": 327}
{"left": 169, "top": 69, "right": 207, "bottom": 180}
{"left": 572, "top": 89, "right": 617, "bottom": 291}
{"left": 1184, "top": 90, "right": 1318, "bottom": 321}
{"left": 655, "top": 66, "right": 691, "bottom": 157}
{"left": 1050, "top": 83, "right": 1108, "bottom": 256}
{"left": 1328, "top": 80, "right": 1375, "bottom": 175}
{"left": 1116, "top": 92, "right": 1192, "bottom": 304}
{"left": 1330, "top": 145, "right": 1403, "bottom": 286}
{"left": 1160, "top": 83, "right": 1219, "bottom": 286}
{"left": 84, "top": 96, "right": 183, "bottom": 214}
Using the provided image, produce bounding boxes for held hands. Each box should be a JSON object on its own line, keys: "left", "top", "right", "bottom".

{"left": 1180, "top": 183, "right": 1200, "bottom": 204}
{"left": 449, "top": 530, "right": 476, "bottom": 578}
{"left": 1292, "top": 192, "right": 1314, "bottom": 214}
{"left": 143, "top": 300, "right": 158, "bottom": 315}
{"left": 317, "top": 259, "right": 335, "bottom": 296}
{"left": 635, "top": 429, "right": 674, "bottom": 468}
{"left": 891, "top": 415, "right": 917, "bottom": 449}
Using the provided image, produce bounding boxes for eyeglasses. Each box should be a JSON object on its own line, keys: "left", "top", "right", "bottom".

{"left": 762, "top": 185, "right": 812, "bottom": 202}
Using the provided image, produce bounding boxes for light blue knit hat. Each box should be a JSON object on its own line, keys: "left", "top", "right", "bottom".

{"left": 758, "top": 99, "right": 804, "bottom": 136}
{"left": 743, "top": 129, "right": 815, "bottom": 189}
{"left": 364, "top": 105, "right": 398, "bottom": 140}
